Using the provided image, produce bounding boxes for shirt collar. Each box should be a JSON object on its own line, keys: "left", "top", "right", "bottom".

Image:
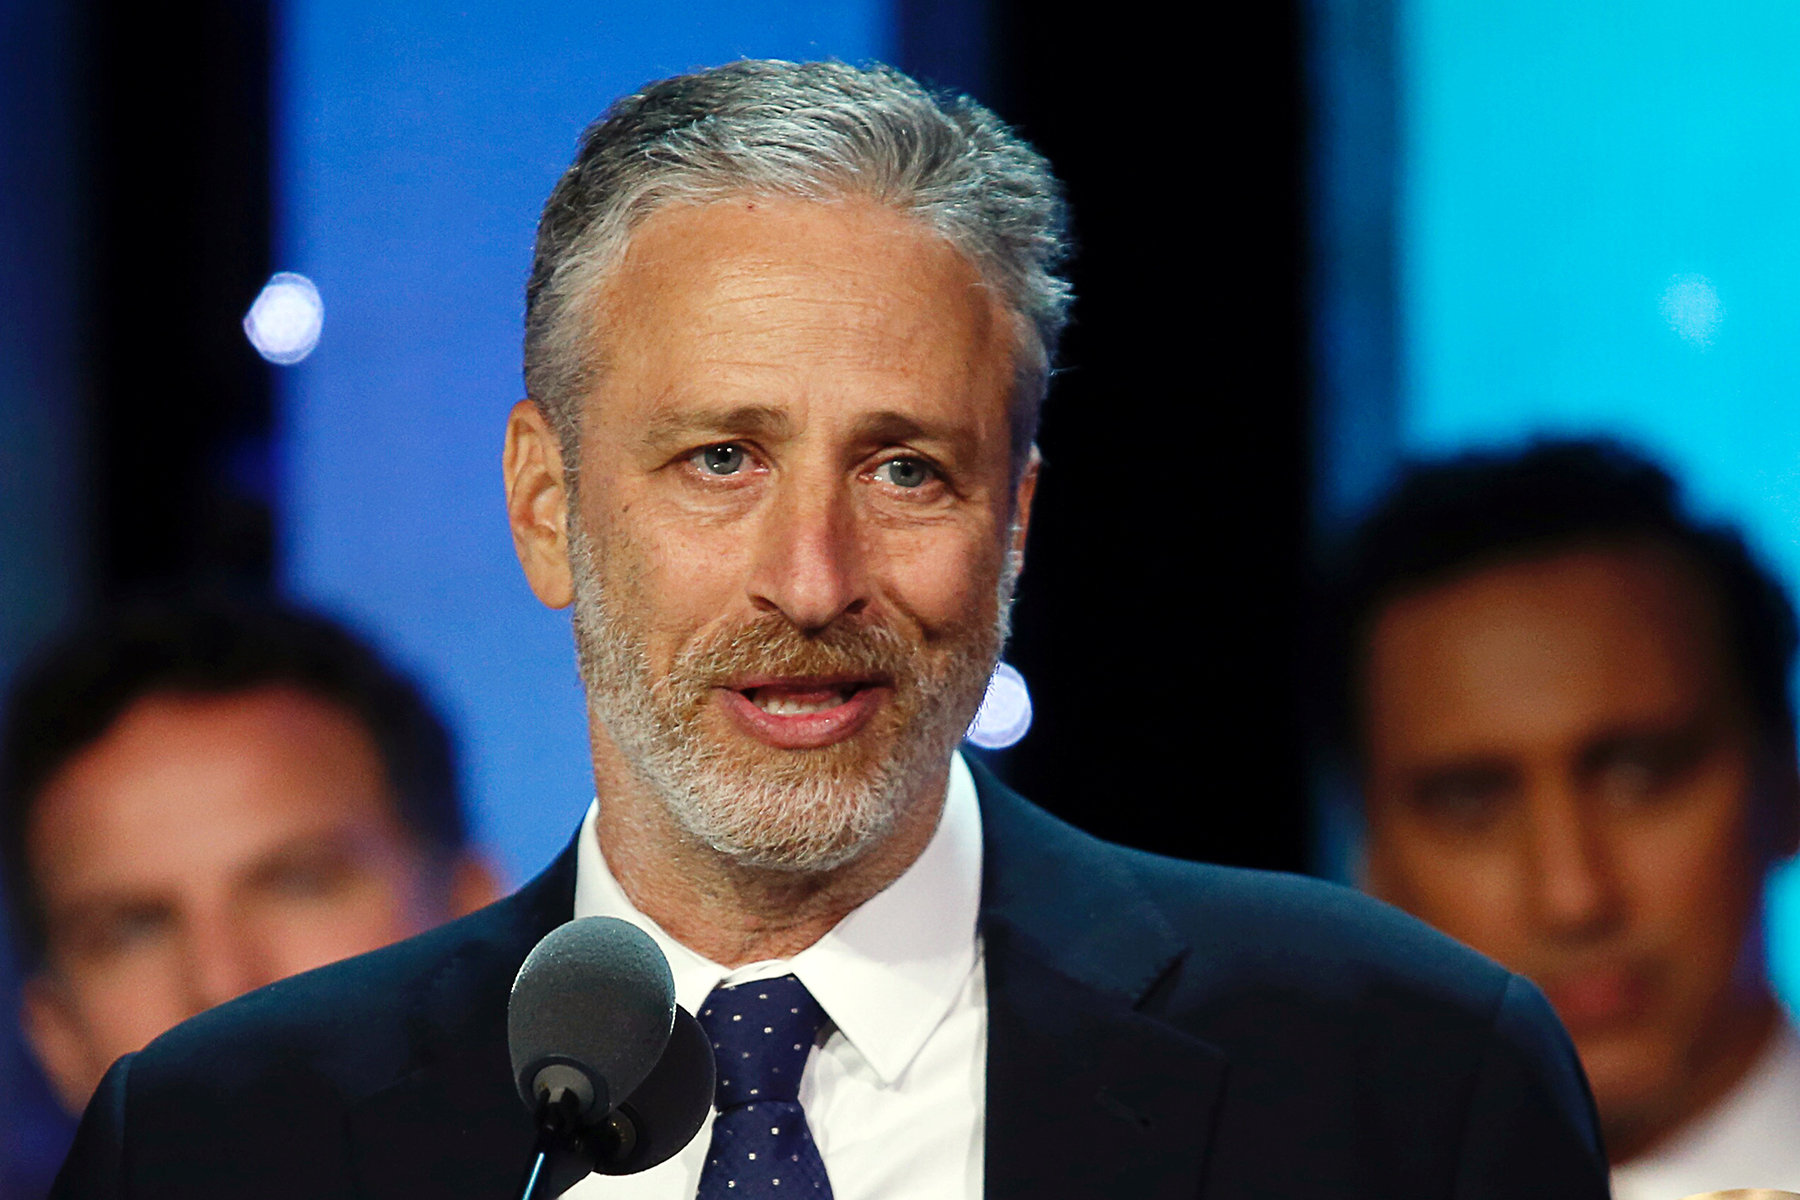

{"left": 1610, "top": 1019, "right": 1800, "bottom": 1198}
{"left": 573, "top": 752, "right": 983, "bottom": 1087}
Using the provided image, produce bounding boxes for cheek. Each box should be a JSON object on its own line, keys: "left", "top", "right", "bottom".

{"left": 872, "top": 527, "right": 1003, "bottom": 632}
{"left": 67, "top": 961, "right": 196, "bottom": 1061}
{"left": 1367, "top": 816, "right": 1531, "bottom": 956}
{"left": 255, "top": 882, "right": 418, "bottom": 977}
{"left": 645, "top": 521, "right": 744, "bottom": 595}
{"left": 585, "top": 492, "right": 742, "bottom": 640}
{"left": 1618, "top": 786, "right": 1762, "bottom": 956}
{"left": 637, "top": 532, "right": 751, "bottom": 667}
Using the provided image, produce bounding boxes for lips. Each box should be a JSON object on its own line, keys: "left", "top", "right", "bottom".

{"left": 715, "top": 677, "right": 892, "bottom": 749}
{"left": 745, "top": 683, "right": 860, "bottom": 716}
{"left": 1540, "top": 967, "right": 1654, "bottom": 1033}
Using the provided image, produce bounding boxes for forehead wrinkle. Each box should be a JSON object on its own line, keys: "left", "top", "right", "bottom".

{"left": 621, "top": 206, "right": 997, "bottom": 338}
{"left": 588, "top": 197, "right": 1022, "bottom": 462}
{"left": 621, "top": 301, "right": 949, "bottom": 392}
{"left": 688, "top": 288, "right": 954, "bottom": 361}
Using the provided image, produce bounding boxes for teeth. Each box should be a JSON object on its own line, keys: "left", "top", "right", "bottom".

{"left": 753, "top": 692, "right": 846, "bottom": 716}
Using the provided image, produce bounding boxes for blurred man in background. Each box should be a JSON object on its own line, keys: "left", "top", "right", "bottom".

{"left": 0, "top": 599, "right": 498, "bottom": 1113}
{"left": 1327, "top": 440, "right": 1800, "bottom": 1197}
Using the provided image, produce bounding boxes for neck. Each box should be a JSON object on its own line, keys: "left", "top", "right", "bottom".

{"left": 589, "top": 740, "right": 950, "bottom": 967}
{"left": 1606, "top": 988, "right": 1783, "bottom": 1165}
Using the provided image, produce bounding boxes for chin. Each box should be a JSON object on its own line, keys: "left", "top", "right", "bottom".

{"left": 1579, "top": 1038, "right": 1684, "bottom": 1139}
{"left": 674, "top": 722, "right": 956, "bottom": 869}
{"left": 684, "top": 781, "right": 900, "bottom": 872}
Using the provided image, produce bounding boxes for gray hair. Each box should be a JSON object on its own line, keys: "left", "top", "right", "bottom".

{"left": 523, "top": 59, "right": 1072, "bottom": 466}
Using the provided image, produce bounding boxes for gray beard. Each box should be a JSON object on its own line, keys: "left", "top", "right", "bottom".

{"left": 567, "top": 518, "right": 1014, "bottom": 872}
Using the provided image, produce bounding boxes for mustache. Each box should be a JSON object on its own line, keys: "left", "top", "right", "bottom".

{"left": 667, "top": 613, "right": 920, "bottom": 690}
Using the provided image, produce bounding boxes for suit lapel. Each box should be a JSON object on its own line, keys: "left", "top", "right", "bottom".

{"left": 975, "top": 766, "right": 1227, "bottom": 1200}
{"left": 343, "top": 781, "right": 1225, "bottom": 1199}
{"left": 345, "top": 838, "right": 579, "bottom": 1199}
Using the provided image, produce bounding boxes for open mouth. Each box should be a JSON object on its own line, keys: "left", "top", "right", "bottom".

{"left": 718, "top": 676, "right": 890, "bottom": 748}
{"left": 742, "top": 682, "right": 868, "bottom": 715}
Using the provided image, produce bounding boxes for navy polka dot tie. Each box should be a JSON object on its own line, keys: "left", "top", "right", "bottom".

{"left": 695, "top": 975, "right": 834, "bottom": 1198}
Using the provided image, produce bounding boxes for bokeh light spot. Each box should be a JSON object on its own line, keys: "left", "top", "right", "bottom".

{"left": 967, "top": 661, "right": 1032, "bottom": 749}
{"left": 1658, "top": 273, "right": 1722, "bottom": 348}
{"left": 243, "top": 271, "right": 324, "bottom": 364}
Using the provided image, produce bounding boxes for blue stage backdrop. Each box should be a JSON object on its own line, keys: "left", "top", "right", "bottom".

{"left": 1316, "top": 0, "right": 1800, "bottom": 1004}
{"left": 275, "top": 2, "right": 896, "bottom": 886}
{"left": 0, "top": 2, "right": 86, "bottom": 1187}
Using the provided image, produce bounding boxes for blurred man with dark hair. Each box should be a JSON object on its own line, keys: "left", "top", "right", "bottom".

{"left": 1326, "top": 439, "right": 1800, "bottom": 1197}
{"left": 1, "top": 599, "right": 499, "bottom": 1113}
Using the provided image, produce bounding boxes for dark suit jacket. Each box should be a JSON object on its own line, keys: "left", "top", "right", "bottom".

{"left": 53, "top": 764, "right": 1606, "bottom": 1199}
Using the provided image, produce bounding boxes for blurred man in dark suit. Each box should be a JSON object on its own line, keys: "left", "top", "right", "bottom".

{"left": 54, "top": 61, "right": 1606, "bottom": 1199}
{"left": 1330, "top": 440, "right": 1800, "bottom": 1198}
{"left": 1, "top": 600, "right": 498, "bottom": 1113}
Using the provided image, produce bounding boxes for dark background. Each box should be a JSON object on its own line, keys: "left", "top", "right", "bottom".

{"left": 83, "top": 0, "right": 279, "bottom": 599}
{"left": 976, "top": 5, "right": 1310, "bottom": 871}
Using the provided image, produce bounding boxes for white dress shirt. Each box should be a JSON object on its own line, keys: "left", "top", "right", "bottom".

{"left": 564, "top": 752, "right": 987, "bottom": 1200}
{"left": 1611, "top": 1021, "right": 1800, "bottom": 1200}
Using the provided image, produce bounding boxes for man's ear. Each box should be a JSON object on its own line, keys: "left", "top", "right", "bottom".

{"left": 21, "top": 976, "right": 101, "bottom": 1115}
{"left": 1008, "top": 446, "right": 1041, "bottom": 575}
{"left": 504, "top": 400, "right": 575, "bottom": 609}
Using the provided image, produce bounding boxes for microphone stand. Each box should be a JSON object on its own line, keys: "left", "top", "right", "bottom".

{"left": 517, "top": 1150, "right": 556, "bottom": 1200}
{"left": 517, "top": 1088, "right": 584, "bottom": 1200}
{"left": 516, "top": 1088, "right": 635, "bottom": 1200}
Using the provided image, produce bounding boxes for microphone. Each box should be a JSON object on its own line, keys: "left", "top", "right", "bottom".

{"left": 509, "top": 916, "right": 675, "bottom": 1123}
{"left": 590, "top": 1003, "right": 714, "bottom": 1177}
{"left": 507, "top": 917, "right": 715, "bottom": 1199}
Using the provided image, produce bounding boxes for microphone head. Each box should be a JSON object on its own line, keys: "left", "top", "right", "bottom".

{"left": 508, "top": 916, "right": 676, "bottom": 1123}
{"left": 593, "top": 1004, "right": 717, "bottom": 1176}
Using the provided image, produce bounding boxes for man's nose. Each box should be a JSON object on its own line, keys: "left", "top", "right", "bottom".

{"left": 182, "top": 911, "right": 273, "bottom": 1015}
{"left": 1523, "top": 785, "right": 1623, "bottom": 937}
{"left": 746, "top": 473, "right": 868, "bottom": 632}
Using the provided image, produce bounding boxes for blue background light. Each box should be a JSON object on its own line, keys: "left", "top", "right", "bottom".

{"left": 1387, "top": 0, "right": 1800, "bottom": 1006}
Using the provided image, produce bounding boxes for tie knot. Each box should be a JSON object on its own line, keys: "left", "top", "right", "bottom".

{"left": 698, "top": 975, "right": 826, "bottom": 1109}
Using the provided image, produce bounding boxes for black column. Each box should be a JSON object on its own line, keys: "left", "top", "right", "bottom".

{"left": 83, "top": 0, "right": 276, "bottom": 599}
{"left": 969, "top": 8, "right": 1315, "bottom": 872}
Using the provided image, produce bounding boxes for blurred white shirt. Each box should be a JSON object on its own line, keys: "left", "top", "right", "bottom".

{"left": 564, "top": 752, "right": 986, "bottom": 1200}
{"left": 1610, "top": 1020, "right": 1800, "bottom": 1200}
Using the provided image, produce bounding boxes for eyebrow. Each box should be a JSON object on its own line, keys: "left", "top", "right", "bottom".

{"left": 45, "top": 892, "right": 174, "bottom": 944}
{"left": 849, "top": 410, "right": 943, "bottom": 447}
{"left": 1575, "top": 718, "right": 1713, "bottom": 773}
{"left": 643, "top": 405, "right": 968, "bottom": 451}
{"left": 644, "top": 404, "right": 795, "bottom": 445}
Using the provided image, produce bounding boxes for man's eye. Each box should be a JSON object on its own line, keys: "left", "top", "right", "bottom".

{"left": 70, "top": 905, "right": 173, "bottom": 961}
{"left": 1410, "top": 766, "right": 1516, "bottom": 831}
{"left": 875, "top": 456, "right": 932, "bottom": 488}
{"left": 261, "top": 857, "right": 354, "bottom": 900}
{"left": 1578, "top": 728, "right": 1709, "bottom": 811}
{"left": 1599, "top": 753, "right": 1662, "bottom": 801}
{"left": 1593, "top": 742, "right": 1692, "bottom": 807}
{"left": 698, "top": 444, "right": 746, "bottom": 475}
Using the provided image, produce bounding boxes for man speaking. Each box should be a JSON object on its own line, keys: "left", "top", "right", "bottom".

{"left": 53, "top": 61, "right": 1606, "bottom": 1198}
